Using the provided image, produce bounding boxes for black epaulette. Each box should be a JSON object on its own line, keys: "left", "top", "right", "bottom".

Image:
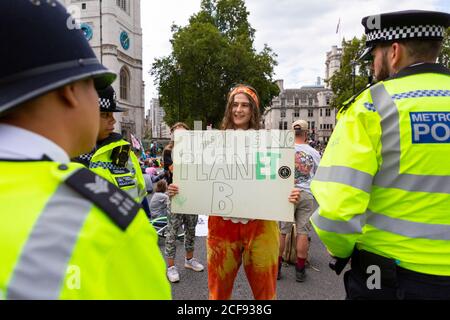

{"left": 339, "top": 82, "right": 377, "bottom": 113}
{"left": 63, "top": 166, "right": 140, "bottom": 231}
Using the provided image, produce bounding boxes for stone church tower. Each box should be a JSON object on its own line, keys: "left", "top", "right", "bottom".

{"left": 62, "top": 0, "right": 144, "bottom": 139}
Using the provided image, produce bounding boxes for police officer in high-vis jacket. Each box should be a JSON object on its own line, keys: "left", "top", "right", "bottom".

{"left": 73, "top": 86, "right": 146, "bottom": 203}
{"left": 311, "top": 10, "right": 450, "bottom": 299}
{"left": 0, "top": 0, "right": 170, "bottom": 299}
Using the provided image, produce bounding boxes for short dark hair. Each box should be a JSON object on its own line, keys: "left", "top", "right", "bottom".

{"left": 402, "top": 39, "right": 443, "bottom": 61}
{"left": 380, "top": 39, "right": 443, "bottom": 61}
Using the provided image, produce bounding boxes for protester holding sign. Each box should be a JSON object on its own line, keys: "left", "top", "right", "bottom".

{"left": 168, "top": 84, "right": 301, "bottom": 299}
{"left": 163, "top": 122, "right": 189, "bottom": 185}
{"left": 165, "top": 122, "right": 205, "bottom": 283}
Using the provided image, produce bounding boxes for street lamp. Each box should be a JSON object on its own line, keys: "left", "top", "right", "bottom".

{"left": 176, "top": 66, "right": 182, "bottom": 122}
{"left": 351, "top": 60, "right": 357, "bottom": 95}
{"left": 99, "top": 0, "right": 103, "bottom": 63}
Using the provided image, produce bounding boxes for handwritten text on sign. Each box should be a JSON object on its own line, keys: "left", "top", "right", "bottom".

{"left": 171, "top": 130, "right": 295, "bottom": 222}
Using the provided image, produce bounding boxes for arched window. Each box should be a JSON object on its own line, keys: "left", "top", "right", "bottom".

{"left": 120, "top": 67, "right": 130, "bottom": 101}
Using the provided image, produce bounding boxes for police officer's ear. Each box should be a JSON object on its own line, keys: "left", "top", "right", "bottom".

{"left": 389, "top": 43, "right": 406, "bottom": 73}
{"left": 57, "top": 79, "right": 95, "bottom": 110}
{"left": 57, "top": 82, "right": 81, "bottom": 110}
{"left": 389, "top": 43, "right": 400, "bottom": 65}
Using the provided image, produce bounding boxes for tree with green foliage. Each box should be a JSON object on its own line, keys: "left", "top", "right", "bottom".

{"left": 328, "top": 36, "right": 372, "bottom": 110}
{"left": 151, "top": 0, "right": 279, "bottom": 129}
{"left": 438, "top": 27, "right": 450, "bottom": 68}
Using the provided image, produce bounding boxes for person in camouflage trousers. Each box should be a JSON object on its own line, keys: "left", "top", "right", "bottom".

{"left": 164, "top": 122, "right": 204, "bottom": 283}
{"left": 164, "top": 212, "right": 199, "bottom": 263}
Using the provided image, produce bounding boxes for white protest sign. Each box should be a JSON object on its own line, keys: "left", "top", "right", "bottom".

{"left": 171, "top": 130, "right": 295, "bottom": 222}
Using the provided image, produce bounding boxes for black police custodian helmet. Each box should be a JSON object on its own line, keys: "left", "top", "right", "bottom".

{"left": 98, "top": 86, "right": 125, "bottom": 113}
{"left": 359, "top": 10, "right": 450, "bottom": 61}
{"left": 0, "top": 0, "right": 116, "bottom": 115}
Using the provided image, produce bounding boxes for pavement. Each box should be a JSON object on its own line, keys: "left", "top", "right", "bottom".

{"left": 157, "top": 223, "right": 347, "bottom": 300}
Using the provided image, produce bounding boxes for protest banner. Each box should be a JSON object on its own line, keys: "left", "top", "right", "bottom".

{"left": 171, "top": 130, "right": 295, "bottom": 222}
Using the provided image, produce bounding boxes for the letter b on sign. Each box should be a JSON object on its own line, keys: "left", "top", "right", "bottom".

{"left": 211, "top": 182, "right": 233, "bottom": 215}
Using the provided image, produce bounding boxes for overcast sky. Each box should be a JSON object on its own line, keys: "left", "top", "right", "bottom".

{"left": 141, "top": 0, "right": 448, "bottom": 109}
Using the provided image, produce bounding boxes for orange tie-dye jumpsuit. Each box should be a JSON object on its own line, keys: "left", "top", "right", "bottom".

{"left": 207, "top": 216, "right": 280, "bottom": 300}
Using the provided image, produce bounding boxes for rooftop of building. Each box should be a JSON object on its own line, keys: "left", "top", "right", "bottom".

{"left": 277, "top": 86, "right": 331, "bottom": 102}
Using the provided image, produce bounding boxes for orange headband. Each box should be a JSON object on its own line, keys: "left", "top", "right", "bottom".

{"left": 230, "top": 86, "right": 259, "bottom": 107}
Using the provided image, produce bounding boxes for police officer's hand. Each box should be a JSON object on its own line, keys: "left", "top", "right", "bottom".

{"left": 288, "top": 188, "right": 301, "bottom": 204}
{"left": 168, "top": 184, "right": 179, "bottom": 198}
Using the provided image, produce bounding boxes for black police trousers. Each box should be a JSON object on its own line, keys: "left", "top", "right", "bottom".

{"left": 344, "top": 250, "right": 450, "bottom": 300}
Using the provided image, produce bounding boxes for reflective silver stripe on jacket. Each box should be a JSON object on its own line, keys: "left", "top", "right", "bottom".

{"left": 126, "top": 157, "right": 142, "bottom": 201}
{"left": 311, "top": 208, "right": 366, "bottom": 234}
{"left": 126, "top": 186, "right": 141, "bottom": 202}
{"left": 312, "top": 207, "right": 450, "bottom": 240}
{"left": 314, "top": 84, "right": 450, "bottom": 194}
{"left": 371, "top": 83, "right": 450, "bottom": 194}
{"left": 314, "top": 166, "right": 373, "bottom": 193}
{"left": 366, "top": 210, "right": 450, "bottom": 240}
{"left": 7, "top": 184, "right": 92, "bottom": 300}
{"left": 312, "top": 83, "right": 450, "bottom": 240}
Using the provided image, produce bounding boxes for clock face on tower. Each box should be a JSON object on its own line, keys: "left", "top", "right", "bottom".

{"left": 81, "top": 23, "right": 93, "bottom": 41}
{"left": 120, "top": 31, "right": 130, "bottom": 50}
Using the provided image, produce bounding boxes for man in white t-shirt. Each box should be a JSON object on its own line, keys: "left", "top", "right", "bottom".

{"left": 278, "top": 119, "right": 321, "bottom": 282}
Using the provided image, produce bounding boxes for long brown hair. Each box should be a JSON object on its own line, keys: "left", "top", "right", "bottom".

{"left": 221, "top": 84, "right": 261, "bottom": 130}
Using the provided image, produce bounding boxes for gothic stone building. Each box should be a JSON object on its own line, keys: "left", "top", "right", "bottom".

{"left": 63, "top": 0, "right": 145, "bottom": 139}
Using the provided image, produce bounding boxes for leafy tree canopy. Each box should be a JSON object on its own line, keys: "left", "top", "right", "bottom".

{"left": 329, "top": 28, "right": 450, "bottom": 110}
{"left": 151, "top": 0, "right": 280, "bottom": 129}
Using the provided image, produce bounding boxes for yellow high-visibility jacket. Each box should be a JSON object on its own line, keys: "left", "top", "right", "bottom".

{"left": 311, "top": 63, "right": 450, "bottom": 276}
{"left": 0, "top": 161, "right": 171, "bottom": 299}
{"left": 76, "top": 133, "right": 146, "bottom": 203}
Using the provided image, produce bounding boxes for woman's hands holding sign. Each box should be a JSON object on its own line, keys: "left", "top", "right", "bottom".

{"left": 169, "top": 183, "right": 301, "bottom": 205}
{"left": 168, "top": 184, "right": 179, "bottom": 198}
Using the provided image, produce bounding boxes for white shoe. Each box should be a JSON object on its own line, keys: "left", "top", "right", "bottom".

{"left": 167, "top": 266, "right": 180, "bottom": 283}
{"left": 184, "top": 258, "right": 204, "bottom": 272}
